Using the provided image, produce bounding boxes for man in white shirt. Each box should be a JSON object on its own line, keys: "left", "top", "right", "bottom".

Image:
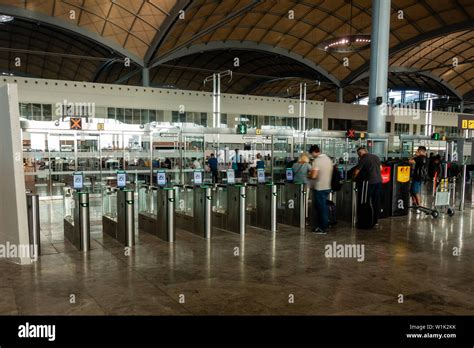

{"left": 309, "top": 145, "right": 333, "bottom": 234}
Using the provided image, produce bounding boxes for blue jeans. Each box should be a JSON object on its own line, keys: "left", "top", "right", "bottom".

{"left": 312, "top": 189, "right": 330, "bottom": 231}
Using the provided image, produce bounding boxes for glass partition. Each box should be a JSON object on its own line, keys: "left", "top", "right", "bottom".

{"left": 102, "top": 187, "right": 117, "bottom": 219}
{"left": 174, "top": 186, "right": 193, "bottom": 216}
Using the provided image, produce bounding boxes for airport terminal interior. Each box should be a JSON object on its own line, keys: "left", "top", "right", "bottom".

{"left": 0, "top": 0, "right": 473, "bottom": 316}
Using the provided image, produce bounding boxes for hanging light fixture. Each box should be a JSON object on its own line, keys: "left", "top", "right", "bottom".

{"left": 0, "top": 14, "right": 14, "bottom": 23}
{"left": 317, "top": 0, "right": 370, "bottom": 53}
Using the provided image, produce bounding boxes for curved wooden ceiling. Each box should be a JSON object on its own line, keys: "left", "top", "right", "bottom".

{"left": 0, "top": 0, "right": 473, "bottom": 101}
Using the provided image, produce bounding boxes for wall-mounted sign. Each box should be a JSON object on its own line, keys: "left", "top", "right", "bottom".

{"left": 256, "top": 128, "right": 262, "bottom": 135}
{"left": 73, "top": 172, "right": 84, "bottom": 190}
{"left": 257, "top": 168, "right": 266, "bottom": 184}
{"left": 97, "top": 123, "right": 105, "bottom": 131}
{"left": 157, "top": 171, "right": 166, "bottom": 186}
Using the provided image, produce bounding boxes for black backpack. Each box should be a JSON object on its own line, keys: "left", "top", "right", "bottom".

{"left": 331, "top": 165, "right": 343, "bottom": 191}
{"left": 414, "top": 157, "right": 429, "bottom": 181}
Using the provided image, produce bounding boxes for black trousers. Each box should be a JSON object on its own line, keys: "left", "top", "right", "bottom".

{"left": 367, "top": 182, "right": 382, "bottom": 225}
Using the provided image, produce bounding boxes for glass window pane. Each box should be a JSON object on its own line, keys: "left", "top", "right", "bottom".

{"left": 133, "top": 109, "right": 141, "bottom": 124}
{"left": 20, "top": 103, "right": 32, "bottom": 119}
{"left": 42, "top": 104, "right": 52, "bottom": 121}
{"left": 125, "top": 109, "right": 133, "bottom": 124}
{"left": 32, "top": 104, "right": 42, "bottom": 120}
{"left": 107, "top": 107, "right": 116, "bottom": 119}
{"left": 141, "top": 109, "right": 149, "bottom": 124}
{"left": 116, "top": 108, "right": 124, "bottom": 122}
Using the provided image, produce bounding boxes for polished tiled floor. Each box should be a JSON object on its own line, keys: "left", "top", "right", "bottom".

{"left": 1, "top": 198, "right": 473, "bottom": 315}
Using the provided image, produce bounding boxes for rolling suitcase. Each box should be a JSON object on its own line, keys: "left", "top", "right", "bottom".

{"left": 327, "top": 200, "right": 337, "bottom": 225}
{"left": 357, "top": 181, "right": 375, "bottom": 229}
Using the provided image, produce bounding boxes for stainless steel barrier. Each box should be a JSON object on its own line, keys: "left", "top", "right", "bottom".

{"left": 213, "top": 184, "right": 247, "bottom": 235}
{"left": 279, "top": 183, "right": 306, "bottom": 229}
{"left": 64, "top": 192, "right": 91, "bottom": 252}
{"left": 118, "top": 190, "right": 135, "bottom": 247}
{"left": 138, "top": 186, "right": 175, "bottom": 242}
{"left": 157, "top": 188, "right": 176, "bottom": 242}
{"left": 26, "top": 193, "right": 41, "bottom": 257}
{"left": 253, "top": 183, "right": 278, "bottom": 232}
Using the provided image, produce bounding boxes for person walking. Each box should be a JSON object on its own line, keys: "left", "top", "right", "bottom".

{"left": 353, "top": 147, "right": 383, "bottom": 228}
{"left": 309, "top": 145, "right": 333, "bottom": 234}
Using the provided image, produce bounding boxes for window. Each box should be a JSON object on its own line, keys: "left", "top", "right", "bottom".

{"left": 20, "top": 103, "right": 32, "bottom": 119}
{"left": 306, "top": 118, "right": 322, "bottom": 130}
{"left": 141, "top": 109, "right": 149, "bottom": 124}
{"left": 32, "top": 104, "right": 42, "bottom": 120}
{"left": 116, "top": 108, "right": 124, "bottom": 122}
{"left": 172, "top": 111, "right": 186, "bottom": 123}
{"left": 200, "top": 113, "right": 207, "bottom": 126}
{"left": 220, "top": 113, "right": 228, "bottom": 127}
{"left": 133, "top": 109, "right": 141, "bottom": 124}
{"left": 107, "top": 107, "right": 116, "bottom": 119}
{"left": 386, "top": 122, "right": 391, "bottom": 133}
{"left": 394, "top": 123, "right": 409, "bottom": 135}
{"left": 42, "top": 104, "right": 52, "bottom": 121}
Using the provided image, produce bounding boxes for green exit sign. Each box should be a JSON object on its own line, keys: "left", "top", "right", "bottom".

{"left": 431, "top": 133, "right": 440, "bottom": 140}
{"left": 237, "top": 123, "right": 247, "bottom": 134}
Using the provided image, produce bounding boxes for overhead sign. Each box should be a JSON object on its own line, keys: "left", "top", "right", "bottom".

{"left": 117, "top": 171, "right": 127, "bottom": 188}
{"left": 256, "top": 128, "right": 262, "bottom": 135}
{"left": 157, "top": 171, "right": 166, "bottom": 186}
{"left": 97, "top": 123, "right": 105, "bottom": 131}
{"left": 257, "top": 168, "right": 266, "bottom": 184}
{"left": 73, "top": 172, "right": 84, "bottom": 190}
{"left": 237, "top": 123, "right": 247, "bottom": 135}
{"left": 458, "top": 114, "right": 474, "bottom": 130}
{"left": 70, "top": 117, "right": 82, "bottom": 130}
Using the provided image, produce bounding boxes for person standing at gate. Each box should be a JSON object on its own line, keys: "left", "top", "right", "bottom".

{"left": 309, "top": 145, "right": 333, "bottom": 234}
{"left": 353, "top": 147, "right": 383, "bottom": 227}
{"left": 409, "top": 146, "right": 428, "bottom": 207}
{"left": 208, "top": 153, "right": 219, "bottom": 183}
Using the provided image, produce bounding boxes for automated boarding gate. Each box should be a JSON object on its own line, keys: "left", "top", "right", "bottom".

{"left": 277, "top": 183, "right": 306, "bottom": 228}
{"left": 248, "top": 183, "right": 278, "bottom": 232}
{"left": 175, "top": 185, "right": 213, "bottom": 239}
{"left": 212, "top": 184, "right": 246, "bottom": 234}
{"left": 138, "top": 185, "right": 176, "bottom": 242}
{"left": 334, "top": 181, "right": 358, "bottom": 226}
{"left": 63, "top": 173, "right": 91, "bottom": 251}
{"left": 102, "top": 188, "right": 135, "bottom": 247}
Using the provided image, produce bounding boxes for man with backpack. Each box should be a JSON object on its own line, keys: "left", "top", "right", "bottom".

{"left": 409, "top": 146, "right": 428, "bottom": 207}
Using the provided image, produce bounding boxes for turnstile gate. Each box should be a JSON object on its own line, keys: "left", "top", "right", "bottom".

{"left": 102, "top": 188, "right": 135, "bottom": 247}
{"left": 175, "top": 185, "right": 213, "bottom": 239}
{"left": 63, "top": 191, "right": 91, "bottom": 251}
{"left": 247, "top": 183, "right": 278, "bottom": 232}
{"left": 212, "top": 184, "right": 246, "bottom": 234}
{"left": 277, "top": 183, "right": 306, "bottom": 228}
{"left": 138, "top": 186, "right": 176, "bottom": 242}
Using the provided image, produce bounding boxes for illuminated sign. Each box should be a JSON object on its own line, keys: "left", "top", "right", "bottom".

{"left": 397, "top": 166, "right": 410, "bottom": 183}
{"left": 458, "top": 114, "right": 474, "bottom": 130}
{"left": 70, "top": 117, "right": 82, "bottom": 130}
{"left": 381, "top": 166, "right": 391, "bottom": 184}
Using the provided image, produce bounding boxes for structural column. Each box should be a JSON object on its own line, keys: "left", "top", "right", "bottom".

{"left": 142, "top": 67, "right": 150, "bottom": 87}
{"left": 337, "top": 87, "right": 344, "bottom": 103}
{"left": 368, "top": 0, "right": 391, "bottom": 158}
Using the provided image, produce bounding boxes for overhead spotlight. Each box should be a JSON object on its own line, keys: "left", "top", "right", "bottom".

{"left": 0, "top": 15, "right": 14, "bottom": 23}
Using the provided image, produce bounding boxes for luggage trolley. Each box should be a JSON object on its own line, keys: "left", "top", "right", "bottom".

{"left": 413, "top": 177, "right": 455, "bottom": 218}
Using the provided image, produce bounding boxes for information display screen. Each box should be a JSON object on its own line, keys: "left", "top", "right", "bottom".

{"left": 194, "top": 170, "right": 203, "bottom": 185}
{"left": 73, "top": 172, "right": 83, "bottom": 190}
{"left": 157, "top": 171, "right": 166, "bottom": 186}
{"left": 117, "top": 171, "right": 127, "bottom": 188}
{"left": 286, "top": 168, "right": 294, "bottom": 182}
{"left": 257, "top": 168, "right": 266, "bottom": 184}
{"left": 227, "top": 169, "right": 235, "bottom": 184}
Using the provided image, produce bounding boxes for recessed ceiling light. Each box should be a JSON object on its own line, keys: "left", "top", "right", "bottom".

{"left": 0, "top": 14, "right": 14, "bottom": 23}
